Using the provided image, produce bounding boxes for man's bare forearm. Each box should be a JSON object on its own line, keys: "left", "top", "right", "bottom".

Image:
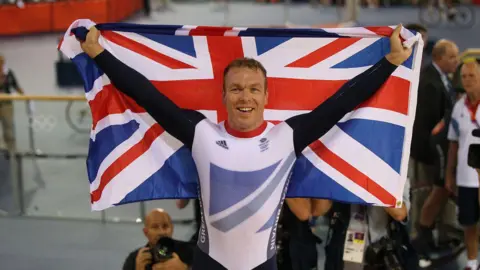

{"left": 286, "top": 198, "right": 312, "bottom": 221}
{"left": 311, "top": 199, "right": 332, "bottom": 217}
{"left": 384, "top": 203, "right": 407, "bottom": 222}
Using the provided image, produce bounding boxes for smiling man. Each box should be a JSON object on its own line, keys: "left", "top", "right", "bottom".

{"left": 222, "top": 58, "right": 268, "bottom": 132}
{"left": 80, "top": 25, "right": 412, "bottom": 270}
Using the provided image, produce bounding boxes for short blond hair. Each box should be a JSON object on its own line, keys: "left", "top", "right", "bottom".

{"left": 432, "top": 39, "right": 457, "bottom": 60}
{"left": 223, "top": 58, "right": 268, "bottom": 91}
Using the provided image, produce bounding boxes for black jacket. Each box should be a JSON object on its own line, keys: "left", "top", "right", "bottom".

{"left": 277, "top": 205, "right": 318, "bottom": 270}
{"left": 410, "top": 63, "right": 455, "bottom": 164}
{"left": 0, "top": 70, "right": 19, "bottom": 94}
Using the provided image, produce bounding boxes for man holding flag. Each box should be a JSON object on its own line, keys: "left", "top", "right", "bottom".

{"left": 78, "top": 24, "right": 412, "bottom": 270}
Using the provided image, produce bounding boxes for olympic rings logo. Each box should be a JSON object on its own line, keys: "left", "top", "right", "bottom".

{"left": 31, "top": 115, "right": 57, "bottom": 132}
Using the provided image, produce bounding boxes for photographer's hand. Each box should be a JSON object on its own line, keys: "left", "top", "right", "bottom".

{"left": 152, "top": 253, "right": 187, "bottom": 270}
{"left": 135, "top": 248, "right": 152, "bottom": 270}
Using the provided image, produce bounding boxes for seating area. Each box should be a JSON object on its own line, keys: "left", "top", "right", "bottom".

{"left": 0, "top": 0, "right": 143, "bottom": 35}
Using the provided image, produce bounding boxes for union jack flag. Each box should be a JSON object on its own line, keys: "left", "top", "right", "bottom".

{"left": 59, "top": 19, "right": 423, "bottom": 211}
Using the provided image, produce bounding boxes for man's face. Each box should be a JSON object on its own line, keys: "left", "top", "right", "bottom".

{"left": 223, "top": 67, "right": 268, "bottom": 131}
{"left": 143, "top": 211, "right": 173, "bottom": 247}
{"left": 438, "top": 44, "right": 459, "bottom": 74}
{"left": 461, "top": 63, "right": 480, "bottom": 96}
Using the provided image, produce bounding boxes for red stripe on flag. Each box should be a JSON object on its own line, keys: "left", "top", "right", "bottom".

{"left": 267, "top": 76, "right": 409, "bottom": 114}
{"left": 309, "top": 140, "right": 397, "bottom": 206}
{"left": 364, "top": 26, "right": 393, "bottom": 37}
{"left": 90, "top": 123, "right": 164, "bottom": 204}
{"left": 89, "top": 74, "right": 409, "bottom": 129}
{"left": 204, "top": 36, "right": 245, "bottom": 122}
{"left": 88, "top": 80, "right": 222, "bottom": 129}
{"left": 189, "top": 26, "right": 234, "bottom": 36}
{"left": 101, "top": 31, "right": 195, "bottom": 69}
{"left": 364, "top": 26, "right": 405, "bottom": 42}
{"left": 89, "top": 85, "right": 147, "bottom": 129}
{"left": 267, "top": 78, "right": 346, "bottom": 109}
{"left": 356, "top": 76, "right": 410, "bottom": 115}
{"left": 286, "top": 38, "right": 360, "bottom": 68}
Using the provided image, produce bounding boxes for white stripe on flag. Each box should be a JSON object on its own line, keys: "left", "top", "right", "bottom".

{"left": 60, "top": 19, "right": 96, "bottom": 60}
{"left": 60, "top": 34, "right": 84, "bottom": 60}
{"left": 175, "top": 25, "right": 197, "bottom": 36}
{"left": 265, "top": 64, "right": 413, "bottom": 81}
{"left": 91, "top": 131, "right": 183, "bottom": 211}
{"left": 264, "top": 108, "right": 407, "bottom": 126}
{"left": 339, "top": 107, "right": 407, "bottom": 127}
{"left": 86, "top": 74, "right": 110, "bottom": 101}
{"left": 255, "top": 38, "right": 337, "bottom": 70}
{"left": 91, "top": 111, "right": 156, "bottom": 141}
{"left": 318, "top": 125, "right": 400, "bottom": 198}
{"left": 302, "top": 147, "right": 384, "bottom": 205}
{"left": 310, "top": 38, "right": 377, "bottom": 69}
{"left": 117, "top": 31, "right": 203, "bottom": 68}
{"left": 322, "top": 27, "right": 380, "bottom": 38}
{"left": 197, "top": 110, "right": 218, "bottom": 123}
{"left": 89, "top": 112, "right": 170, "bottom": 191}
{"left": 264, "top": 109, "right": 308, "bottom": 121}
{"left": 392, "top": 65, "right": 414, "bottom": 81}
{"left": 104, "top": 36, "right": 214, "bottom": 81}
{"left": 224, "top": 27, "right": 248, "bottom": 36}
{"left": 241, "top": 37, "right": 259, "bottom": 58}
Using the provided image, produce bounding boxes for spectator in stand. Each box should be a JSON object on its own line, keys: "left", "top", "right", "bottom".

{"left": 0, "top": 54, "right": 24, "bottom": 155}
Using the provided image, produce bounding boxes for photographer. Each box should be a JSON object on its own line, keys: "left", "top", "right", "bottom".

{"left": 123, "top": 208, "right": 194, "bottom": 270}
{"left": 323, "top": 179, "right": 416, "bottom": 270}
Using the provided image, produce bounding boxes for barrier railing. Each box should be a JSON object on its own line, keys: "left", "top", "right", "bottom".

{"left": 0, "top": 95, "right": 195, "bottom": 225}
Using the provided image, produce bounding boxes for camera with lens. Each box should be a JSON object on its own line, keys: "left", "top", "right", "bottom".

{"left": 365, "top": 237, "right": 403, "bottom": 270}
{"left": 150, "top": 237, "right": 174, "bottom": 264}
{"left": 468, "top": 129, "right": 480, "bottom": 169}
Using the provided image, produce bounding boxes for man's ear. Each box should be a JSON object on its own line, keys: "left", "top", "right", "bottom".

{"left": 142, "top": 227, "right": 148, "bottom": 238}
{"left": 265, "top": 88, "right": 269, "bottom": 105}
{"left": 222, "top": 89, "right": 226, "bottom": 105}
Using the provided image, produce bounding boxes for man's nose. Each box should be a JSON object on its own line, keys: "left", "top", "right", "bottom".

{"left": 239, "top": 89, "right": 252, "bottom": 100}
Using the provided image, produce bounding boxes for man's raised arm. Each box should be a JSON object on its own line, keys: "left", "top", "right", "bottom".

{"left": 81, "top": 27, "right": 204, "bottom": 149}
{"left": 286, "top": 25, "right": 413, "bottom": 155}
